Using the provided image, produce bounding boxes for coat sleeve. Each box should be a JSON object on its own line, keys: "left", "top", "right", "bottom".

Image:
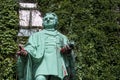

{"left": 24, "top": 32, "right": 45, "bottom": 60}
{"left": 16, "top": 55, "right": 32, "bottom": 80}
{"left": 59, "top": 33, "right": 76, "bottom": 80}
{"left": 17, "top": 33, "right": 38, "bottom": 80}
{"left": 24, "top": 34, "right": 38, "bottom": 57}
{"left": 58, "top": 33, "right": 69, "bottom": 47}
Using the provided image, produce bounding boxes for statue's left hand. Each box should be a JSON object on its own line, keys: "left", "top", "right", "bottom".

{"left": 60, "top": 45, "right": 71, "bottom": 54}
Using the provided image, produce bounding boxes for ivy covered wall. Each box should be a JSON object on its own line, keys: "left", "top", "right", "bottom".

{"left": 38, "top": 0, "right": 120, "bottom": 80}
{"left": 0, "top": 0, "right": 120, "bottom": 80}
{"left": 0, "top": 0, "right": 18, "bottom": 79}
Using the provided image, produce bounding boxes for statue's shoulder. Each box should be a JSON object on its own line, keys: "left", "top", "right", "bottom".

{"left": 32, "top": 30, "right": 44, "bottom": 36}
{"left": 57, "top": 31, "right": 67, "bottom": 38}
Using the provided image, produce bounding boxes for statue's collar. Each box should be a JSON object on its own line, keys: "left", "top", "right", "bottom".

{"left": 43, "top": 29, "right": 58, "bottom": 36}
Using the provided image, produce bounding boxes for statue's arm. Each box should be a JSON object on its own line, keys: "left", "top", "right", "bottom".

{"left": 16, "top": 34, "right": 37, "bottom": 56}
{"left": 16, "top": 34, "right": 37, "bottom": 80}
{"left": 59, "top": 33, "right": 71, "bottom": 53}
{"left": 24, "top": 34, "right": 37, "bottom": 56}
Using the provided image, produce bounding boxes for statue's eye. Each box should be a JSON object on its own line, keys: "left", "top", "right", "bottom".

{"left": 50, "top": 18, "right": 54, "bottom": 20}
{"left": 44, "top": 18, "right": 47, "bottom": 21}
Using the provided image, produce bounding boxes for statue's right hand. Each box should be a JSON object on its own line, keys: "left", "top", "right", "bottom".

{"left": 16, "top": 44, "right": 28, "bottom": 56}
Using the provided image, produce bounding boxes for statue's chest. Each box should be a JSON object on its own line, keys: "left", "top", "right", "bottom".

{"left": 44, "top": 34, "right": 61, "bottom": 46}
{"left": 44, "top": 33, "right": 62, "bottom": 53}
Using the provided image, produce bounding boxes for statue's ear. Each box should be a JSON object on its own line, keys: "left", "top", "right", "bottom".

{"left": 54, "top": 21, "right": 58, "bottom": 29}
{"left": 55, "top": 21, "right": 58, "bottom": 26}
{"left": 42, "top": 22, "right": 44, "bottom": 28}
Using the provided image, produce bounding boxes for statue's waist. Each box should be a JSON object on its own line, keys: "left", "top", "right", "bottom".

{"left": 45, "top": 42, "right": 61, "bottom": 46}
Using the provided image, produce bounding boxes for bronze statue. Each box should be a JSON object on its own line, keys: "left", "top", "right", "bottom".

{"left": 17, "top": 12, "right": 75, "bottom": 80}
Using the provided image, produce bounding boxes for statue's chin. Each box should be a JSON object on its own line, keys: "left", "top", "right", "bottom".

{"left": 44, "top": 24, "right": 55, "bottom": 29}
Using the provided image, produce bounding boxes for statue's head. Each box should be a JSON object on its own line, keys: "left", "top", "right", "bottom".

{"left": 43, "top": 12, "right": 58, "bottom": 29}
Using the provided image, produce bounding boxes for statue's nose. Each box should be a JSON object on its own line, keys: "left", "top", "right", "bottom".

{"left": 47, "top": 18, "right": 50, "bottom": 22}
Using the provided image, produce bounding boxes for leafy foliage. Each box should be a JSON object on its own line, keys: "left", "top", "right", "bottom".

{"left": 1, "top": 0, "right": 120, "bottom": 80}
{"left": 38, "top": 0, "right": 120, "bottom": 80}
{"left": 0, "top": 0, "right": 18, "bottom": 79}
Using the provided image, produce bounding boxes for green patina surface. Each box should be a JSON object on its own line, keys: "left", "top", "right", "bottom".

{"left": 17, "top": 13, "right": 70, "bottom": 80}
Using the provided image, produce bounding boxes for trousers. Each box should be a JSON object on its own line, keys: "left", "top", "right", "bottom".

{"left": 35, "top": 75, "right": 61, "bottom": 80}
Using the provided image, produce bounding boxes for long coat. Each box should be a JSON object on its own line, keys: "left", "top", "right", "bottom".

{"left": 17, "top": 30, "right": 69, "bottom": 80}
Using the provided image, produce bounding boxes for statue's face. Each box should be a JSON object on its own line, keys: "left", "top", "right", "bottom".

{"left": 43, "top": 13, "right": 57, "bottom": 29}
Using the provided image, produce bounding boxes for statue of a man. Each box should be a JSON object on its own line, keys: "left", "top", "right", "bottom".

{"left": 17, "top": 12, "right": 71, "bottom": 80}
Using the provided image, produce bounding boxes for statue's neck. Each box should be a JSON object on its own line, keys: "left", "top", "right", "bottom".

{"left": 45, "top": 28, "right": 56, "bottom": 31}
{"left": 44, "top": 29, "right": 58, "bottom": 36}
